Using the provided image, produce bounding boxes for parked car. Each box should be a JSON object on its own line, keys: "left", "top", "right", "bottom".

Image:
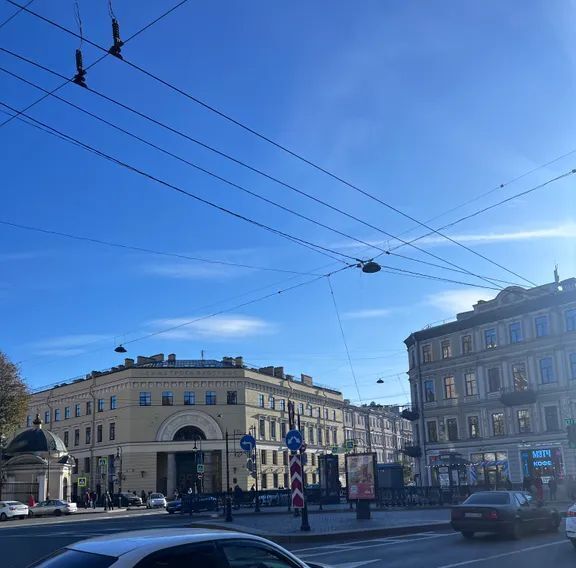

{"left": 113, "top": 493, "right": 142, "bottom": 507}
{"left": 168, "top": 495, "right": 219, "bottom": 513}
{"left": 28, "top": 528, "right": 329, "bottom": 568}
{"left": 566, "top": 502, "right": 576, "bottom": 549}
{"left": 29, "top": 499, "right": 78, "bottom": 517}
{"left": 146, "top": 493, "right": 167, "bottom": 509}
{"left": 451, "top": 491, "right": 560, "bottom": 539}
{"left": 0, "top": 500, "right": 28, "bottom": 521}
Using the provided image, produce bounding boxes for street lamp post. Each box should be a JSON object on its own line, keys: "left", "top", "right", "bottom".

{"left": 225, "top": 430, "right": 233, "bottom": 522}
{"left": 115, "top": 447, "right": 123, "bottom": 507}
{"left": 0, "top": 434, "right": 6, "bottom": 500}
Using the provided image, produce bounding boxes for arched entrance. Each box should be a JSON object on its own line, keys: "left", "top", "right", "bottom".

{"left": 173, "top": 426, "right": 207, "bottom": 494}
{"left": 173, "top": 426, "right": 206, "bottom": 442}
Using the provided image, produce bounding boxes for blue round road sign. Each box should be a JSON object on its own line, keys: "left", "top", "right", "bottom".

{"left": 239, "top": 434, "right": 256, "bottom": 452}
{"left": 285, "top": 429, "right": 303, "bottom": 451}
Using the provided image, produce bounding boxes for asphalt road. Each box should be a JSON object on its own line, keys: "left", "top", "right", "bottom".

{"left": 1, "top": 512, "right": 574, "bottom": 568}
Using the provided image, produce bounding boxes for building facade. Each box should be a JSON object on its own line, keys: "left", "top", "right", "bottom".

{"left": 405, "top": 279, "right": 576, "bottom": 487}
{"left": 24, "top": 354, "right": 345, "bottom": 499}
{"left": 342, "top": 402, "right": 414, "bottom": 465}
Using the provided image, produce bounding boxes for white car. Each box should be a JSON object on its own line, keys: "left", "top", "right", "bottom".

{"left": 146, "top": 492, "right": 167, "bottom": 509}
{"left": 0, "top": 500, "right": 28, "bottom": 521}
{"left": 567, "top": 502, "right": 576, "bottom": 549}
{"left": 29, "top": 528, "right": 328, "bottom": 567}
{"left": 29, "top": 499, "right": 78, "bottom": 517}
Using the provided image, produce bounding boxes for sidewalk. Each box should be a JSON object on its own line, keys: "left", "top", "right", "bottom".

{"left": 190, "top": 508, "right": 452, "bottom": 544}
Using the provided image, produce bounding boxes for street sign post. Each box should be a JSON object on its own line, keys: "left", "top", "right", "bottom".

{"left": 286, "top": 429, "right": 303, "bottom": 452}
{"left": 565, "top": 418, "right": 576, "bottom": 426}
{"left": 239, "top": 434, "right": 256, "bottom": 453}
{"left": 290, "top": 453, "right": 304, "bottom": 509}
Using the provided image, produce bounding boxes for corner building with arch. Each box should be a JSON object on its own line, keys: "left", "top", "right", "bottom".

{"left": 25, "top": 354, "right": 344, "bottom": 499}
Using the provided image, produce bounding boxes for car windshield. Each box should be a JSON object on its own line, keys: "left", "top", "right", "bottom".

{"left": 464, "top": 492, "right": 511, "bottom": 505}
{"left": 150, "top": 493, "right": 163, "bottom": 499}
{"left": 28, "top": 549, "right": 116, "bottom": 568}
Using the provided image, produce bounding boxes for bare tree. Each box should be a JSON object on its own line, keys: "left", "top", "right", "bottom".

{"left": 0, "top": 351, "right": 29, "bottom": 439}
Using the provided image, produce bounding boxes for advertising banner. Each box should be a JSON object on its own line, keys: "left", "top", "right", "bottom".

{"left": 345, "top": 453, "right": 377, "bottom": 501}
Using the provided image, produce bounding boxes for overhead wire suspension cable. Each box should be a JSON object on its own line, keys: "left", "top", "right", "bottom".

{"left": 4, "top": 0, "right": 536, "bottom": 287}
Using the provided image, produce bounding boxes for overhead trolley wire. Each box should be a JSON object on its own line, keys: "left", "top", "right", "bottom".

{"left": 0, "top": 51, "right": 520, "bottom": 290}
{"left": 4, "top": 0, "right": 536, "bottom": 287}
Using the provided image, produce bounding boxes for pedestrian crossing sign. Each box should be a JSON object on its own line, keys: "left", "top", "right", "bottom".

{"left": 77, "top": 477, "right": 87, "bottom": 487}
{"left": 196, "top": 464, "right": 205, "bottom": 473}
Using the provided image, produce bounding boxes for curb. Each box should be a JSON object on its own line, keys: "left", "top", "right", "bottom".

{"left": 187, "top": 521, "right": 452, "bottom": 544}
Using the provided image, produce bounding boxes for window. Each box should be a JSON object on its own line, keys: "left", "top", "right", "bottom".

{"left": 44, "top": 410, "right": 50, "bottom": 424}
{"left": 512, "top": 363, "right": 528, "bottom": 391}
{"left": 535, "top": 315, "right": 549, "bottom": 337}
{"left": 54, "top": 409, "right": 61, "bottom": 422}
{"left": 258, "top": 394, "right": 265, "bottom": 408}
{"left": 462, "top": 334, "right": 472, "bottom": 354}
{"left": 184, "top": 391, "right": 195, "bottom": 405}
{"left": 318, "top": 428, "right": 323, "bottom": 445}
{"left": 260, "top": 449, "right": 267, "bottom": 465}
{"left": 464, "top": 371, "right": 478, "bottom": 396}
{"left": 539, "top": 357, "right": 555, "bottom": 384}
{"left": 444, "top": 376, "right": 456, "bottom": 399}
{"left": 85, "top": 427, "right": 91, "bottom": 445}
{"left": 84, "top": 457, "right": 90, "bottom": 473}
{"left": 97, "top": 399, "right": 105, "bottom": 412}
{"left": 75, "top": 404, "right": 81, "bottom": 417}
{"left": 427, "top": 421, "right": 438, "bottom": 442}
{"left": 109, "top": 422, "right": 116, "bottom": 441}
{"left": 307, "top": 404, "right": 313, "bottom": 417}
{"left": 221, "top": 543, "right": 297, "bottom": 568}
{"left": 110, "top": 396, "right": 117, "bottom": 410}
{"left": 422, "top": 344, "right": 432, "bottom": 363}
{"left": 298, "top": 403, "right": 304, "bottom": 415}
{"left": 97, "top": 424, "right": 102, "bottom": 443}
{"left": 139, "top": 392, "right": 151, "bottom": 406}
{"left": 308, "top": 427, "right": 315, "bottom": 444}
{"left": 517, "top": 410, "right": 531, "bottom": 433}
{"left": 26, "top": 415, "right": 31, "bottom": 427}
{"left": 484, "top": 328, "right": 497, "bottom": 349}
{"left": 311, "top": 454, "right": 316, "bottom": 466}
{"left": 64, "top": 407, "right": 71, "bottom": 420}
{"left": 509, "top": 321, "right": 523, "bottom": 343}
{"left": 273, "top": 473, "right": 279, "bottom": 488}
{"left": 324, "top": 407, "right": 329, "bottom": 419}
{"left": 468, "top": 416, "right": 480, "bottom": 439}
{"left": 86, "top": 401, "right": 92, "bottom": 415}
{"left": 270, "top": 421, "right": 277, "bottom": 440}
{"left": 424, "top": 379, "right": 436, "bottom": 402}
{"left": 74, "top": 429, "right": 80, "bottom": 446}
{"left": 135, "top": 543, "right": 221, "bottom": 568}
{"left": 487, "top": 367, "right": 501, "bottom": 393}
{"left": 261, "top": 474, "right": 268, "bottom": 489}
{"left": 570, "top": 353, "right": 576, "bottom": 380}
{"left": 272, "top": 451, "right": 278, "bottom": 465}
{"left": 446, "top": 418, "right": 458, "bottom": 441}
{"left": 284, "top": 472, "right": 289, "bottom": 488}
{"left": 441, "top": 340, "right": 452, "bottom": 359}
{"left": 542, "top": 406, "right": 560, "bottom": 432}
{"left": 280, "top": 422, "right": 287, "bottom": 437}
{"left": 162, "top": 391, "right": 173, "bottom": 406}
{"left": 333, "top": 410, "right": 336, "bottom": 421}
{"left": 279, "top": 399, "right": 286, "bottom": 411}
{"left": 63, "top": 431, "right": 69, "bottom": 447}
{"left": 566, "top": 308, "right": 576, "bottom": 331}
{"left": 332, "top": 429, "right": 337, "bottom": 444}
{"left": 205, "top": 391, "right": 216, "bottom": 405}
{"left": 268, "top": 396, "right": 275, "bottom": 410}
{"left": 227, "top": 391, "right": 238, "bottom": 405}
{"left": 492, "top": 412, "right": 505, "bottom": 436}
{"left": 283, "top": 451, "right": 288, "bottom": 466}
{"left": 259, "top": 418, "right": 266, "bottom": 439}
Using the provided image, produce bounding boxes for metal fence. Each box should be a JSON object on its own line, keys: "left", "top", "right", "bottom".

{"left": 1, "top": 481, "right": 39, "bottom": 503}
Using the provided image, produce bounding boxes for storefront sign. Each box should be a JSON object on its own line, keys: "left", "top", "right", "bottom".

{"left": 521, "top": 447, "right": 564, "bottom": 479}
{"left": 345, "top": 453, "right": 377, "bottom": 501}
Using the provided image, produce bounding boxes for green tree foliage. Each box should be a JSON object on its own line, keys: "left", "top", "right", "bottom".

{"left": 0, "top": 351, "right": 29, "bottom": 439}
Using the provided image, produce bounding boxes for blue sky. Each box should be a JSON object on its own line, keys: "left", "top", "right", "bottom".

{"left": 1, "top": 0, "right": 575, "bottom": 405}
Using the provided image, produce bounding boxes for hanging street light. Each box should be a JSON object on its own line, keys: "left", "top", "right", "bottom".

{"left": 360, "top": 260, "right": 382, "bottom": 274}
{"left": 376, "top": 378, "right": 384, "bottom": 384}
{"left": 114, "top": 345, "right": 127, "bottom": 353}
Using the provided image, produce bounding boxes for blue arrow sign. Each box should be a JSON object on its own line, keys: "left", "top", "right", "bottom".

{"left": 285, "top": 429, "right": 303, "bottom": 452}
{"left": 239, "top": 434, "right": 256, "bottom": 452}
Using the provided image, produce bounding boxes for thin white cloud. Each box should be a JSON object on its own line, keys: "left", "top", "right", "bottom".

{"left": 34, "top": 334, "right": 110, "bottom": 348}
{"left": 143, "top": 263, "right": 240, "bottom": 280}
{"left": 148, "top": 315, "right": 276, "bottom": 340}
{"left": 343, "top": 308, "right": 392, "bottom": 320}
{"left": 333, "top": 223, "right": 576, "bottom": 250}
{"left": 426, "top": 289, "right": 496, "bottom": 314}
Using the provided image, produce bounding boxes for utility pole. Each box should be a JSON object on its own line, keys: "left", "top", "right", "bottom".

{"left": 225, "top": 430, "right": 233, "bottom": 522}
{"left": 297, "top": 412, "right": 310, "bottom": 531}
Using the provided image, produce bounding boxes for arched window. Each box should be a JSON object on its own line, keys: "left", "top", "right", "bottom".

{"left": 173, "top": 426, "right": 207, "bottom": 442}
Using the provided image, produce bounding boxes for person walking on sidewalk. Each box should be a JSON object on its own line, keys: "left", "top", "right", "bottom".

{"left": 548, "top": 477, "right": 557, "bottom": 501}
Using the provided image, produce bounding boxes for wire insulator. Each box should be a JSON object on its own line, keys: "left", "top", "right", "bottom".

{"left": 73, "top": 48, "right": 87, "bottom": 88}
{"left": 109, "top": 18, "right": 124, "bottom": 58}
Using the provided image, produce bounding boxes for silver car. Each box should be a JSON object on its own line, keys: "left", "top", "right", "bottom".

{"left": 29, "top": 499, "right": 78, "bottom": 517}
{"left": 146, "top": 493, "right": 167, "bottom": 509}
{"left": 28, "top": 528, "right": 329, "bottom": 567}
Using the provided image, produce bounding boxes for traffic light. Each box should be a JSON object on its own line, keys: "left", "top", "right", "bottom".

{"left": 568, "top": 424, "right": 576, "bottom": 449}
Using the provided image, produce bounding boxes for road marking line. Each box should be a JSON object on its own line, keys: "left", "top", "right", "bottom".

{"left": 433, "top": 540, "right": 569, "bottom": 568}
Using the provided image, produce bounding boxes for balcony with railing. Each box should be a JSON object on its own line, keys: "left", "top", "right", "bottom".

{"left": 500, "top": 387, "right": 538, "bottom": 406}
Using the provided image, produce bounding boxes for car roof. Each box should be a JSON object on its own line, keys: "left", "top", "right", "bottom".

{"left": 69, "top": 529, "right": 268, "bottom": 557}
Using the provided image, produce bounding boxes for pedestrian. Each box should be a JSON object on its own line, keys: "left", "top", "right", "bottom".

{"left": 106, "top": 491, "right": 114, "bottom": 511}
{"left": 233, "top": 483, "right": 243, "bottom": 510}
{"left": 534, "top": 476, "right": 544, "bottom": 503}
{"left": 505, "top": 477, "right": 512, "bottom": 490}
{"left": 140, "top": 489, "right": 146, "bottom": 502}
{"left": 173, "top": 489, "right": 179, "bottom": 501}
{"left": 84, "top": 490, "right": 90, "bottom": 509}
{"left": 549, "top": 477, "right": 558, "bottom": 501}
{"left": 27, "top": 494, "right": 36, "bottom": 508}
{"left": 91, "top": 490, "right": 97, "bottom": 509}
